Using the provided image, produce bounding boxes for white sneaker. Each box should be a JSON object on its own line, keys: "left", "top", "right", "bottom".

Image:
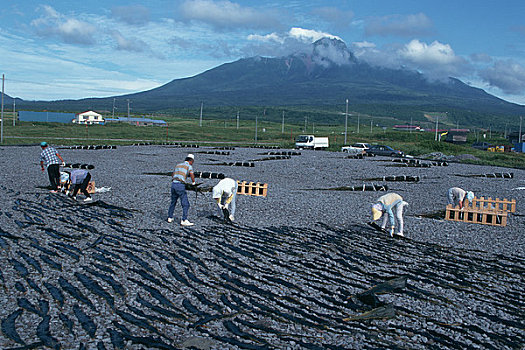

{"left": 167, "top": 218, "right": 174, "bottom": 223}
{"left": 83, "top": 197, "right": 93, "bottom": 202}
{"left": 229, "top": 215, "right": 235, "bottom": 222}
{"left": 395, "top": 232, "right": 404, "bottom": 237}
{"left": 180, "top": 219, "right": 194, "bottom": 226}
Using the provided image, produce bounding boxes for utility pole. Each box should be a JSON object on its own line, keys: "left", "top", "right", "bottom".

{"left": 1, "top": 74, "right": 4, "bottom": 144}
{"left": 13, "top": 99, "right": 15, "bottom": 126}
{"left": 112, "top": 98, "right": 115, "bottom": 118}
{"left": 199, "top": 102, "right": 203, "bottom": 127}
{"left": 344, "top": 99, "right": 348, "bottom": 145}
{"left": 236, "top": 110, "right": 239, "bottom": 130}
{"left": 281, "top": 111, "right": 284, "bottom": 134}
{"left": 410, "top": 117, "right": 412, "bottom": 134}
{"left": 255, "top": 114, "right": 258, "bottom": 143}
{"left": 434, "top": 115, "right": 439, "bottom": 141}
{"left": 519, "top": 116, "right": 523, "bottom": 143}
{"left": 127, "top": 99, "right": 130, "bottom": 118}
{"left": 304, "top": 116, "right": 307, "bottom": 132}
{"left": 370, "top": 120, "right": 373, "bottom": 133}
{"left": 357, "top": 113, "right": 360, "bottom": 134}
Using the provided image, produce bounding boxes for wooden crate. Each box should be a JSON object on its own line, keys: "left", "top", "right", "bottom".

{"left": 237, "top": 181, "right": 268, "bottom": 197}
{"left": 445, "top": 204, "right": 508, "bottom": 226}
{"left": 468, "top": 197, "right": 516, "bottom": 213}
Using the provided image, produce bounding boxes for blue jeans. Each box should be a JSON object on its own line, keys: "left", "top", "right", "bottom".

{"left": 168, "top": 182, "right": 189, "bottom": 221}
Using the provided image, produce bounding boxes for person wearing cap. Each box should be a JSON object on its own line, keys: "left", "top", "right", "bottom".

{"left": 371, "top": 192, "right": 408, "bottom": 237}
{"left": 447, "top": 187, "right": 474, "bottom": 209}
{"left": 39, "top": 142, "right": 65, "bottom": 193}
{"left": 212, "top": 178, "right": 238, "bottom": 222}
{"left": 168, "top": 154, "right": 196, "bottom": 226}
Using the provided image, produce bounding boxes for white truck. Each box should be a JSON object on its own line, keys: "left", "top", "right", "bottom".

{"left": 295, "top": 135, "right": 329, "bottom": 150}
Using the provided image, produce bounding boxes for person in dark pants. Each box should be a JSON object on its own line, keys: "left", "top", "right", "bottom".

{"left": 168, "top": 154, "right": 196, "bottom": 226}
{"left": 68, "top": 169, "right": 92, "bottom": 202}
{"left": 39, "top": 142, "right": 65, "bottom": 193}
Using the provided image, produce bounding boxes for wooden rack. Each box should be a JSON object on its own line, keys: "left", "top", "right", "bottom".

{"left": 445, "top": 197, "right": 516, "bottom": 227}
{"left": 469, "top": 197, "right": 516, "bottom": 213}
{"left": 237, "top": 181, "right": 268, "bottom": 197}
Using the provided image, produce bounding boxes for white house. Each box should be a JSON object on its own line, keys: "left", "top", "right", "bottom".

{"left": 72, "top": 111, "right": 104, "bottom": 125}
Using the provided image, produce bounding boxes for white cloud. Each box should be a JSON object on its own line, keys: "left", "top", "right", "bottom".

{"left": 479, "top": 59, "right": 525, "bottom": 95}
{"left": 31, "top": 5, "right": 96, "bottom": 45}
{"left": 179, "top": 0, "right": 281, "bottom": 30}
{"left": 111, "top": 30, "right": 150, "bottom": 53}
{"left": 400, "top": 39, "right": 458, "bottom": 65}
{"left": 247, "top": 33, "right": 284, "bottom": 44}
{"left": 289, "top": 27, "right": 342, "bottom": 43}
{"left": 365, "top": 13, "right": 433, "bottom": 37}
{"left": 352, "top": 41, "right": 376, "bottom": 49}
{"left": 111, "top": 5, "right": 151, "bottom": 26}
{"left": 352, "top": 39, "right": 470, "bottom": 80}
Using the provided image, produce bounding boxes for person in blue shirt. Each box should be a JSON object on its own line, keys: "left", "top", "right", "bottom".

{"left": 168, "top": 154, "right": 196, "bottom": 226}
{"left": 66, "top": 169, "right": 93, "bottom": 202}
{"left": 39, "top": 142, "right": 65, "bottom": 193}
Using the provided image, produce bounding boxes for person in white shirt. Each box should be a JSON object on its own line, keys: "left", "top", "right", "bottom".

{"left": 371, "top": 192, "right": 408, "bottom": 237}
{"left": 212, "top": 178, "right": 238, "bottom": 222}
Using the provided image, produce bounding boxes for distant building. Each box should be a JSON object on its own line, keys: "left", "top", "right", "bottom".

{"left": 507, "top": 132, "right": 525, "bottom": 144}
{"left": 72, "top": 111, "right": 105, "bottom": 125}
{"left": 444, "top": 129, "right": 469, "bottom": 144}
{"left": 104, "top": 117, "right": 167, "bottom": 127}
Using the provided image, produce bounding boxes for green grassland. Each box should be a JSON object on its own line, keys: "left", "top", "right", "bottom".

{"left": 1, "top": 116, "right": 524, "bottom": 169}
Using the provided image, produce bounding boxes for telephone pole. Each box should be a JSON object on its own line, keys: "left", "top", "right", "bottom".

{"left": 344, "top": 99, "right": 348, "bottom": 144}
{"left": 1, "top": 74, "right": 4, "bottom": 144}
{"left": 255, "top": 114, "right": 258, "bottom": 143}
{"left": 199, "top": 102, "right": 203, "bottom": 127}
{"left": 281, "top": 111, "right": 285, "bottom": 134}
{"left": 434, "top": 115, "right": 439, "bottom": 141}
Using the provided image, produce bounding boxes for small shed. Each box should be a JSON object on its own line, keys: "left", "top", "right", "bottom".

{"left": 445, "top": 129, "right": 469, "bottom": 144}
{"left": 73, "top": 111, "right": 104, "bottom": 125}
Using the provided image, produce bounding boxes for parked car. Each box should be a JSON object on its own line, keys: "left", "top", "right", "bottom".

{"left": 341, "top": 143, "right": 371, "bottom": 154}
{"left": 472, "top": 142, "right": 490, "bottom": 151}
{"left": 366, "top": 145, "right": 404, "bottom": 157}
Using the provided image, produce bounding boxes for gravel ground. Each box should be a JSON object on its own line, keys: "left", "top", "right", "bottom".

{"left": 0, "top": 144, "right": 523, "bottom": 349}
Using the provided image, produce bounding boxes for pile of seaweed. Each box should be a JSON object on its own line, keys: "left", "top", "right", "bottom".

{"left": 0, "top": 192, "right": 523, "bottom": 349}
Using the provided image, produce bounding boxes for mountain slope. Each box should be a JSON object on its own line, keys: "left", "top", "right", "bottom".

{"left": 13, "top": 38, "right": 524, "bottom": 126}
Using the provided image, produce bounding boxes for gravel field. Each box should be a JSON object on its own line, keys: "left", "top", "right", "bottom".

{"left": 0, "top": 144, "right": 523, "bottom": 349}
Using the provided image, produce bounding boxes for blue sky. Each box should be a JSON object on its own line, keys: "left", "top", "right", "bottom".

{"left": 1, "top": 0, "right": 525, "bottom": 104}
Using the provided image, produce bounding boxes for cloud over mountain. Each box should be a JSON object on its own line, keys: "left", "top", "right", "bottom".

{"left": 480, "top": 59, "right": 525, "bottom": 94}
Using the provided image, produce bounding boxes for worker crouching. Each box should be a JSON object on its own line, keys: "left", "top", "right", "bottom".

{"left": 67, "top": 169, "right": 93, "bottom": 202}
{"left": 212, "top": 178, "right": 238, "bottom": 222}
{"left": 371, "top": 193, "right": 408, "bottom": 237}
{"left": 447, "top": 187, "right": 474, "bottom": 209}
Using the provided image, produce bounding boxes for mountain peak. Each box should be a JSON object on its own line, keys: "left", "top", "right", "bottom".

{"left": 310, "top": 37, "right": 356, "bottom": 67}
